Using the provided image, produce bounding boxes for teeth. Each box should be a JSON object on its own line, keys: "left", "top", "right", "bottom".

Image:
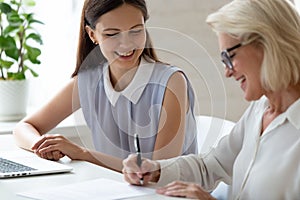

{"left": 240, "top": 77, "right": 246, "bottom": 83}
{"left": 118, "top": 50, "right": 133, "bottom": 56}
{"left": 237, "top": 76, "right": 245, "bottom": 82}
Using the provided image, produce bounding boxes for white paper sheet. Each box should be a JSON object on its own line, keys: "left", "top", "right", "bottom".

{"left": 17, "top": 178, "right": 155, "bottom": 200}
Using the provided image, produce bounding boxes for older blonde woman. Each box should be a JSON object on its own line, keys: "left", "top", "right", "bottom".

{"left": 122, "top": 0, "right": 300, "bottom": 199}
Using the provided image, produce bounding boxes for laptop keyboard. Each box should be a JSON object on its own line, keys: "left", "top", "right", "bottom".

{"left": 0, "top": 157, "right": 36, "bottom": 173}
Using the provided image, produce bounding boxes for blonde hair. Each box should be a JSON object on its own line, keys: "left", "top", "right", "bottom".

{"left": 206, "top": 0, "right": 300, "bottom": 92}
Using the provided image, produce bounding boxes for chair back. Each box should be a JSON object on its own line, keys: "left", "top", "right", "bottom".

{"left": 196, "top": 115, "right": 235, "bottom": 153}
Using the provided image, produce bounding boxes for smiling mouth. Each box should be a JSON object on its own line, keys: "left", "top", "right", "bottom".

{"left": 238, "top": 76, "right": 246, "bottom": 90}
{"left": 236, "top": 76, "right": 246, "bottom": 83}
{"left": 115, "top": 50, "right": 135, "bottom": 57}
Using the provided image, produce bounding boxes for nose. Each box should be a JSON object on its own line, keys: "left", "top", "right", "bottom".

{"left": 119, "top": 32, "right": 132, "bottom": 48}
{"left": 225, "top": 67, "right": 233, "bottom": 78}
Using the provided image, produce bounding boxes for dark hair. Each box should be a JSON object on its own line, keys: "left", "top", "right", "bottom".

{"left": 71, "top": 0, "right": 160, "bottom": 77}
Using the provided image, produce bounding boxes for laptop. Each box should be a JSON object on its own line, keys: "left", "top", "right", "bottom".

{"left": 0, "top": 150, "right": 73, "bottom": 178}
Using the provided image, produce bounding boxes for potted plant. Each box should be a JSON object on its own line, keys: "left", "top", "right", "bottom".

{"left": 0, "top": 0, "right": 43, "bottom": 121}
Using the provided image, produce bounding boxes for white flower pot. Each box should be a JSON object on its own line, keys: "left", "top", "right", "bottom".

{"left": 0, "top": 80, "right": 29, "bottom": 121}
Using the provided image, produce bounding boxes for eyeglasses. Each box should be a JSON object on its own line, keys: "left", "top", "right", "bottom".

{"left": 221, "top": 43, "right": 242, "bottom": 70}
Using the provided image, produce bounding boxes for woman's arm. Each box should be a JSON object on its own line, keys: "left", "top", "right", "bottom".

{"left": 13, "top": 77, "right": 80, "bottom": 151}
{"left": 152, "top": 71, "right": 189, "bottom": 160}
{"left": 13, "top": 76, "right": 124, "bottom": 171}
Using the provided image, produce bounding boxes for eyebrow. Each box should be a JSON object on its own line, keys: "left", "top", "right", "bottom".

{"left": 102, "top": 24, "right": 144, "bottom": 32}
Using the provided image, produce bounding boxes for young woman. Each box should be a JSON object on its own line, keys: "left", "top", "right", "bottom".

{"left": 123, "top": 0, "right": 300, "bottom": 199}
{"left": 13, "top": 0, "right": 197, "bottom": 172}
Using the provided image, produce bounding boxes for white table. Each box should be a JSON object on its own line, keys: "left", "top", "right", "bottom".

{"left": 0, "top": 114, "right": 235, "bottom": 200}
{"left": 0, "top": 134, "right": 186, "bottom": 200}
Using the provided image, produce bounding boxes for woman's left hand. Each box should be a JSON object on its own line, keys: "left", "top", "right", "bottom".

{"left": 156, "top": 181, "right": 216, "bottom": 200}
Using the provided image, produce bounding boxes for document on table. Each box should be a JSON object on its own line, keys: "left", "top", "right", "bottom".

{"left": 17, "top": 178, "right": 156, "bottom": 200}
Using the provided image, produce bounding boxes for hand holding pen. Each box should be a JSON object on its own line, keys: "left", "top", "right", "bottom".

{"left": 122, "top": 134, "right": 161, "bottom": 186}
{"left": 122, "top": 153, "right": 161, "bottom": 186}
{"left": 134, "top": 134, "right": 144, "bottom": 185}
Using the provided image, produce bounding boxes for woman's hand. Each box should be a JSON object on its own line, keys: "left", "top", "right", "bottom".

{"left": 156, "top": 181, "right": 216, "bottom": 200}
{"left": 31, "top": 134, "right": 86, "bottom": 161}
{"left": 122, "top": 154, "right": 161, "bottom": 185}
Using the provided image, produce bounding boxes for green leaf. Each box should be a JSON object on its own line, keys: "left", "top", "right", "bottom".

{"left": 25, "top": 13, "right": 44, "bottom": 25}
{"left": 0, "top": 35, "right": 17, "bottom": 49}
{"left": 26, "top": 33, "right": 43, "bottom": 44}
{"left": 23, "top": 13, "right": 33, "bottom": 20}
{"left": 10, "top": 0, "right": 21, "bottom": 7}
{"left": 0, "top": 59, "right": 14, "bottom": 69}
{"left": 7, "top": 72, "right": 26, "bottom": 80}
{"left": 5, "top": 47, "right": 19, "bottom": 61}
{"left": 30, "top": 69, "right": 38, "bottom": 77}
{"left": 28, "top": 18, "right": 44, "bottom": 25}
{"left": 26, "top": 66, "right": 39, "bottom": 77}
{"left": 23, "top": 0, "right": 36, "bottom": 7}
{"left": 7, "top": 13, "right": 23, "bottom": 26}
{"left": 25, "top": 45, "right": 41, "bottom": 64}
{"left": 0, "top": 2, "right": 12, "bottom": 14}
{"left": 3, "top": 25, "right": 19, "bottom": 36}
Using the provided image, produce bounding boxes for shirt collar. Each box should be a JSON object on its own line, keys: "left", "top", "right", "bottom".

{"left": 286, "top": 97, "right": 300, "bottom": 130}
{"left": 103, "top": 58, "right": 155, "bottom": 106}
{"left": 255, "top": 96, "right": 300, "bottom": 135}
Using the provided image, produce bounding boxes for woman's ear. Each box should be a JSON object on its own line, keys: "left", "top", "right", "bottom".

{"left": 85, "top": 25, "right": 98, "bottom": 44}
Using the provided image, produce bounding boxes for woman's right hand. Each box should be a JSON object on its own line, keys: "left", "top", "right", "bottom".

{"left": 31, "top": 134, "right": 86, "bottom": 161}
{"left": 122, "top": 154, "right": 161, "bottom": 185}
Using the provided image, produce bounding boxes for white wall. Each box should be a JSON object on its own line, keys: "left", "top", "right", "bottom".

{"left": 32, "top": 0, "right": 300, "bottom": 122}
{"left": 146, "top": 0, "right": 249, "bottom": 121}
{"left": 27, "top": 0, "right": 83, "bottom": 108}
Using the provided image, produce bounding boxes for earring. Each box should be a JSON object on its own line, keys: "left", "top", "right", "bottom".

{"left": 94, "top": 41, "right": 98, "bottom": 45}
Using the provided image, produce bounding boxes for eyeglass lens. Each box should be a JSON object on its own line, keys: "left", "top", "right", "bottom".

{"left": 221, "top": 43, "right": 242, "bottom": 70}
{"left": 221, "top": 51, "right": 233, "bottom": 70}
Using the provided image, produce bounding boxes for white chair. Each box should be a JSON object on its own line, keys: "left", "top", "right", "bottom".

{"left": 196, "top": 115, "right": 236, "bottom": 200}
{"left": 196, "top": 115, "right": 235, "bottom": 153}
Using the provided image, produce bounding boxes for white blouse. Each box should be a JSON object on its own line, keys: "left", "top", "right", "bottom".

{"left": 157, "top": 96, "right": 300, "bottom": 200}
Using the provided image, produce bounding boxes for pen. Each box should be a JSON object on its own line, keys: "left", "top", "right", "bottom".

{"left": 134, "top": 134, "right": 143, "bottom": 185}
